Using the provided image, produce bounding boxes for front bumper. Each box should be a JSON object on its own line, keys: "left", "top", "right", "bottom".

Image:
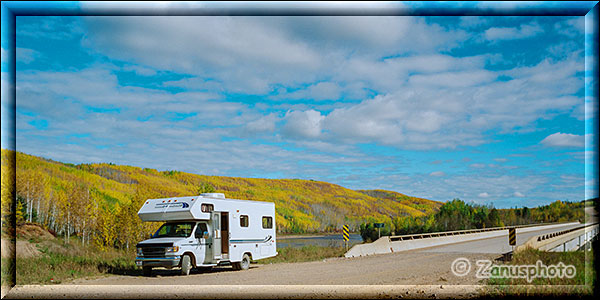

{"left": 136, "top": 256, "right": 181, "bottom": 268}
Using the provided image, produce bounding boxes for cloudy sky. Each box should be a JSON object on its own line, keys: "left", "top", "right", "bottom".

{"left": 2, "top": 3, "right": 597, "bottom": 208}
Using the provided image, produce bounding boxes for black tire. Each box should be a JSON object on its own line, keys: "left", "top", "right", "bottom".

{"left": 142, "top": 266, "right": 152, "bottom": 277}
{"left": 239, "top": 253, "right": 251, "bottom": 270}
{"left": 181, "top": 254, "right": 192, "bottom": 276}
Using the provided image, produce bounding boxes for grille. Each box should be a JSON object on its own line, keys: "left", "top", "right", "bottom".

{"left": 142, "top": 247, "right": 166, "bottom": 258}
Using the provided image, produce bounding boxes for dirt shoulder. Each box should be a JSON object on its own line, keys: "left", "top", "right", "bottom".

{"left": 1, "top": 239, "right": 42, "bottom": 259}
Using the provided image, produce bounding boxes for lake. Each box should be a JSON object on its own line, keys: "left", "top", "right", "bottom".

{"left": 276, "top": 233, "right": 363, "bottom": 249}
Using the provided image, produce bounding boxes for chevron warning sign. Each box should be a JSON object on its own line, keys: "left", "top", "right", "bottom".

{"left": 508, "top": 228, "right": 516, "bottom": 246}
{"left": 342, "top": 225, "right": 349, "bottom": 241}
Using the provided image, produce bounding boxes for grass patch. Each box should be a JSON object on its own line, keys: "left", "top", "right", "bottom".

{"left": 1, "top": 254, "right": 15, "bottom": 286}
{"left": 486, "top": 248, "right": 594, "bottom": 296}
{"left": 260, "top": 245, "right": 346, "bottom": 264}
{"left": 12, "top": 238, "right": 139, "bottom": 285}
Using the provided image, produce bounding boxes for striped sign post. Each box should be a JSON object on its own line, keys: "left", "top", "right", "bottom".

{"left": 342, "top": 225, "right": 349, "bottom": 251}
{"left": 508, "top": 228, "right": 516, "bottom": 247}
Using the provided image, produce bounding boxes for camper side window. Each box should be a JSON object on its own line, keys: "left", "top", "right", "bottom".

{"left": 240, "top": 215, "right": 249, "bottom": 227}
{"left": 201, "top": 203, "right": 214, "bottom": 212}
{"left": 262, "top": 216, "right": 273, "bottom": 229}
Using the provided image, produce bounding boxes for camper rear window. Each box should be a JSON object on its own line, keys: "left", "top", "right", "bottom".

{"left": 240, "top": 215, "right": 249, "bottom": 227}
{"left": 262, "top": 216, "right": 273, "bottom": 229}
{"left": 201, "top": 203, "right": 214, "bottom": 212}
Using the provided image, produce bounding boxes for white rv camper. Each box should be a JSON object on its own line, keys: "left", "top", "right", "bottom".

{"left": 135, "top": 193, "right": 277, "bottom": 276}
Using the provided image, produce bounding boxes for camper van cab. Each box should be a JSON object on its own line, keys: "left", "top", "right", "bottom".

{"left": 135, "top": 193, "right": 277, "bottom": 276}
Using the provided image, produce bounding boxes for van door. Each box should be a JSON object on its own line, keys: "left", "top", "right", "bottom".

{"left": 211, "top": 212, "right": 221, "bottom": 259}
{"left": 193, "top": 222, "right": 209, "bottom": 265}
{"left": 221, "top": 212, "right": 229, "bottom": 259}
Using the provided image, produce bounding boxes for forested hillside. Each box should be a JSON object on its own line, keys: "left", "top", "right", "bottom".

{"left": 0, "top": 149, "right": 442, "bottom": 250}
{"left": 359, "top": 198, "right": 588, "bottom": 242}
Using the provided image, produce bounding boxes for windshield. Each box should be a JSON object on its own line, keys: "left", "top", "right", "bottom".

{"left": 153, "top": 222, "right": 195, "bottom": 238}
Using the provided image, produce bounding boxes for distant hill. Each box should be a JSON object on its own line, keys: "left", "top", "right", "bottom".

{"left": 357, "top": 189, "right": 443, "bottom": 216}
{"left": 1, "top": 149, "right": 442, "bottom": 240}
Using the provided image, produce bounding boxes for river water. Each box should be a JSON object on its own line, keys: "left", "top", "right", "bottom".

{"left": 276, "top": 233, "right": 363, "bottom": 249}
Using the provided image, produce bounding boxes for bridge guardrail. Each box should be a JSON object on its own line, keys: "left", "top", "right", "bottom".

{"left": 345, "top": 222, "right": 581, "bottom": 258}
{"left": 515, "top": 222, "right": 598, "bottom": 252}
{"left": 388, "top": 221, "right": 576, "bottom": 242}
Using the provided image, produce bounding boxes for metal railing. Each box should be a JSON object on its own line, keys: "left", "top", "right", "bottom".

{"left": 514, "top": 222, "right": 599, "bottom": 253}
{"left": 536, "top": 223, "right": 596, "bottom": 242}
{"left": 388, "top": 222, "right": 577, "bottom": 242}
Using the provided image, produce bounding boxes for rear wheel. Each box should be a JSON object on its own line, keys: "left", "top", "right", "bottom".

{"left": 181, "top": 254, "right": 192, "bottom": 276}
{"left": 142, "top": 266, "right": 152, "bottom": 277}
{"left": 236, "top": 253, "right": 250, "bottom": 271}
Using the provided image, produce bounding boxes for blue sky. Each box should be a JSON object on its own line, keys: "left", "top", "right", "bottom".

{"left": 1, "top": 2, "right": 598, "bottom": 208}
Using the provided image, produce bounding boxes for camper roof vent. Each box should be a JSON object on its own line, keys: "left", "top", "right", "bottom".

{"left": 200, "top": 193, "right": 225, "bottom": 199}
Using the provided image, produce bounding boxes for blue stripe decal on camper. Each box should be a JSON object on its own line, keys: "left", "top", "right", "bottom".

{"left": 230, "top": 235, "right": 272, "bottom": 243}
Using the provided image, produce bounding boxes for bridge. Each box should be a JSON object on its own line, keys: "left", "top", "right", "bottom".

{"left": 345, "top": 221, "right": 597, "bottom": 257}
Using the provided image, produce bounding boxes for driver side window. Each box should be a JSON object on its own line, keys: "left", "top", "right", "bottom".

{"left": 195, "top": 223, "right": 208, "bottom": 238}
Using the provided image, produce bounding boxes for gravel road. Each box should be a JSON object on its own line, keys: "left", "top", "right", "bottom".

{"left": 5, "top": 250, "right": 500, "bottom": 298}
{"left": 68, "top": 250, "right": 499, "bottom": 286}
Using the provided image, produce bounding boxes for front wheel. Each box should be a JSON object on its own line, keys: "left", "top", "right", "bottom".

{"left": 181, "top": 254, "right": 192, "bottom": 276}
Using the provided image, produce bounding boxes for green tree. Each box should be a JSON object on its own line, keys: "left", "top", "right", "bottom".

{"left": 486, "top": 208, "right": 503, "bottom": 228}
{"left": 359, "top": 222, "right": 390, "bottom": 242}
{"left": 16, "top": 196, "right": 26, "bottom": 224}
{"left": 434, "top": 199, "right": 473, "bottom": 231}
{"left": 197, "top": 182, "right": 215, "bottom": 194}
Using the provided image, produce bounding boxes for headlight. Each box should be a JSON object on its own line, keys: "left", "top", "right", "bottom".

{"left": 137, "top": 247, "right": 143, "bottom": 256}
{"left": 165, "top": 246, "right": 179, "bottom": 253}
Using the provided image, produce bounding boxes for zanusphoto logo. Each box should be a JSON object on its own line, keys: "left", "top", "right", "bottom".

{"left": 451, "top": 258, "right": 576, "bottom": 283}
{"left": 155, "top": 202, "right": 189, "bottom": 209}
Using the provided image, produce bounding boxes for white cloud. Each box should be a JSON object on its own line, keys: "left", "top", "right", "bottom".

{"left": 554, "top": 17, "right": 584, "bottom": 37}
{"left": 478, "top": 192, "right": 490, "bottom": 198}
{"left": 429, "top": 171, "right": 445, "bottom": 177}
{"left": 59, "top": 16, "right": 583, "bottom": 151}
{"left": 540, "top": 132, "right": 585, "bottom": 148}
{"left": 16, "top": 48, "right": 40, "bottom": 64}
{"left": 484, "top": 22, "right": 544, "bottom": 41}
{"left": 163, "top": 77, "right": 223, "bottom": 92}
{"left": 494, "top": 158, "right": 508, "bottom": 163}
{"left": 310, "top": 55, "right": 581, "bottom": 149}
{"left": 83, "top": 16, "right": 324, "bottom": 94}
{"left": 514, "top": 191, "right": 525, "bottom": 197}
{"left": 282, "top": 110, "right": 324, "bottom": 139}
{"left": 409, "top": 70, "right": 496, "bottom": 88}
{"left": 459, "top": 16, "right": 489, "bottom": 28}
{"left": 274, "top": 81, "right": 342, "bottom": 101}
{"left": 122, "top": 64, "right": 157, "bottom": 76}
{"left": 243, "top": 113, "right": 280, "bottom": 135}
{"left": 81, "top": 16, "right": 468, "bottom": 95}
